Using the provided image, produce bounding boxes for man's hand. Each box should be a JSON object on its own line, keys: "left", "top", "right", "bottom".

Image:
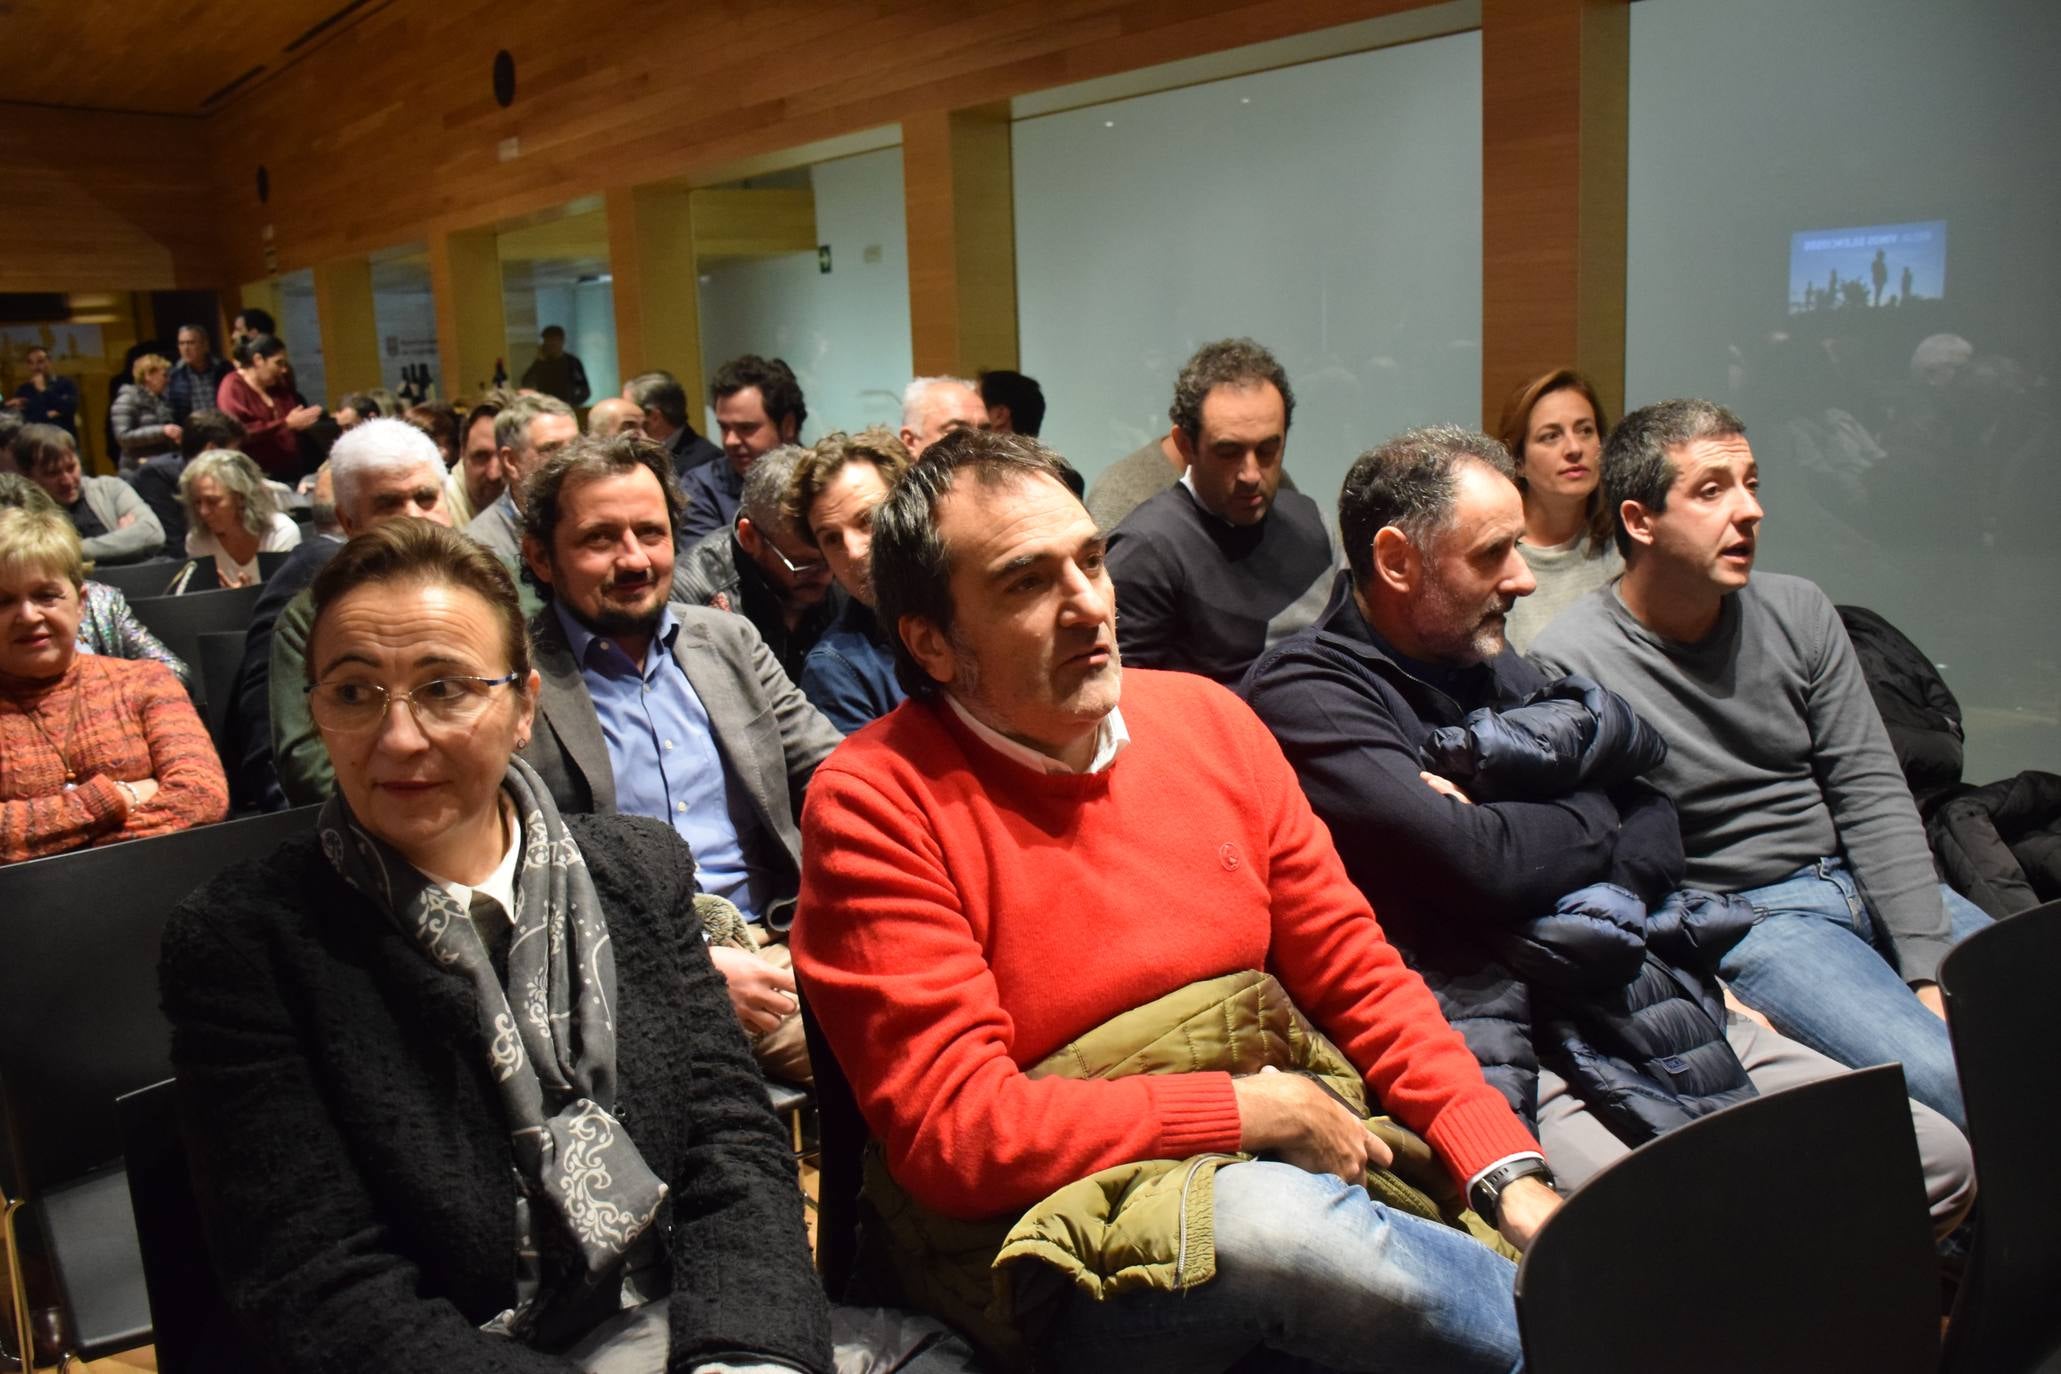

{"left": 707, "top": 943, "right": 797, "bottom": 1036}
{"left": 1419, "top": 771, "right": 1473, "bottom": 805}
{"left": 1494, "top": 1175, "right": 1561, "bottom": 1252}
{"left": 1234, "top": 1066, "right": 1393, "bottom": 1185}
{"left": 164, "top": 423, "right": 183, "bottom": 445}
{"left": 117, "top": 511, "right": 137, "bottom": 528}
{"left": 1913, "top": 982, "right": 1946, "bottom": 1021}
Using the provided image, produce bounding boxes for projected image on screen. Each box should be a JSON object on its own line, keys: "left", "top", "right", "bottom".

{"left": 1789, "top": 220, "right": 1945, "bottom": 315}
{"left": 1788, "top": 219, "right": 1945, "bottom": 315}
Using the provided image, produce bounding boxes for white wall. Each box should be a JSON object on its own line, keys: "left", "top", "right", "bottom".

{"left": 1626, "top": 0, "right": 2061, "bottom": 778}
{"left": 696, "top": 148, "right": 914, "bottom": 439}
{"left": 1011, "top": 32, "right": 1484, "bottom": 512}
{"left": 276, "top": 268, "right": 327, "bottom": 409}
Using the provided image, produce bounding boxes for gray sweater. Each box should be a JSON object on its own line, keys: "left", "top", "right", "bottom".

{"left": 1531, "top": 573, "right": 1952, "bottom": 982}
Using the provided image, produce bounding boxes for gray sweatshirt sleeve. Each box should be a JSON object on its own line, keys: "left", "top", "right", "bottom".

{"left": 1795, "top": 584, "right": 1952, "bottom": 982}
{"left": 80, "top": 477, "right": 168, "bottom": 565}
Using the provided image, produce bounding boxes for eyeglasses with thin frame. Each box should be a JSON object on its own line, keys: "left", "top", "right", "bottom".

{"left": 764, "top": 541, "right": 829, "bottom": 578}
{"left": 306, "top": 673, "right": 521, "bottom": 735}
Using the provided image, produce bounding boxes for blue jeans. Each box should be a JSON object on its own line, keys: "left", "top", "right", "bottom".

{"left": 1719, "top": 858, "right": 1991, "bottom": 1130}
{"left": 1035, "top": 1161, "right": 1522, "bottom": 1374}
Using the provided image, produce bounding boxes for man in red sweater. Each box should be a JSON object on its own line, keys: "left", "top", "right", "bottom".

{"left": 793, "top": 429, "right": 1555, "bottom": 1373}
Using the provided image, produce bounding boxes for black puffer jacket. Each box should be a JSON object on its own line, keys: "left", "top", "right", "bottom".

{"left": 1930, "top": 771, "right": 2061, "bottom": 918}
{"left": 1243, "top": 576, "right": 1751, "bottom": 1140}
{"left": 1838, "top": 603, "right": 2061, "bottom": 918}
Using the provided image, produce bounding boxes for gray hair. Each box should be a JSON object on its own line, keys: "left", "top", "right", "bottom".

{"left": 739, "top": 444, "right": 810, "bottom": 532}
{"left": 1339, "top": 425, "right": 1517, "bottom": 590}
{"left": 494, "top": 393, "right": 576, "bottom": 455}
{"left": 1170, "top": 338, "right": 1295, "bottom": 442}
{"left": 329, "top": 417, "right": 444, "bottom": 519}
{"left": 1601, "top": 399, "right": 1747, "bottom": 558}
{"left": 624, "top": 370, "right": 687, "bottom": 427}
{"left": 179, "top": 449, "right": 278, "bottom": 537}
{"left": 900, "top": 376, "right": 981, "bottom": 430}
{"left": 309, "top": 459, "right": 340, "bottom": 535}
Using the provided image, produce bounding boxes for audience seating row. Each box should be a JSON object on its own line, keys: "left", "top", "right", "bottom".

{"left": 3, "top": 811, "right": 2056, "bottom": 1370}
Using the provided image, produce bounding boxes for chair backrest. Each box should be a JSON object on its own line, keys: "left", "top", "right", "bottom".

{"left": 1940, "top": 900, "right": 2061, "bottom": 1374}
{"left": 117, "top": 1081, "right": 253, "bottom": 1373}
{"left": 257, "top": 549, "right": 294, "bottom": 579}
{"left": 1515, "top": 1064, "right": 1939, "bottom": 1374}
{"left": 799, "top": 995, "right": 868, "bottom": 1300}
{"left": 126, "top": 586, "right": 264, "bottom": 708}
{"left": 195, "top": 630, "right": 248, "bottom": 761}
{"left": 86, "top": 561, "right": 183, "bottom": 600}
{"left": 0, "top": 806, "right": 319, "bottom": 1197}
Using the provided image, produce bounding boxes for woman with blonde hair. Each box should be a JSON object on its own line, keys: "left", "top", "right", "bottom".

{"left": 111, "top": 352, "right": 182, "bottom": 474}
{"left": 0, "top": 473, "right": 188, "bottom": 679}
{"left": 1493, "top": 367, "right": 1622, "bottom": 651}
{"left": 0, "top": 504, "right": 226, "bottom": 863}
{"left": 171, "top": 449, "right": 301, "bottom": 591}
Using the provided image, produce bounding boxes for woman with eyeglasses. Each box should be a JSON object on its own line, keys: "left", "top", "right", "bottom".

{"left": 159, "top": 519, "right": 831, "bottom": 1373}
{"left": 0, "top": 505, "right": 225, "bottom": 864}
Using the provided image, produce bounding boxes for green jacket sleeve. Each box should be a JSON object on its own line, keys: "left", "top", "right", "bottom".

{"left": 269, "top": 592, "right": 334, "bottom": 805}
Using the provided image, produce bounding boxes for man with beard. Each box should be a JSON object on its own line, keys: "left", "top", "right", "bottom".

{"left": 793, "top": 428, "right": 1555, "bottom": 1371}
{"left": 1532, "top": 399, "right": 1992, "bottom": 1131}
{"left": 1241, "top": 424, "right": 1973, "bottom": 1232}
{"left": 518, "top": 434, "right": 841, "bottom": 1082}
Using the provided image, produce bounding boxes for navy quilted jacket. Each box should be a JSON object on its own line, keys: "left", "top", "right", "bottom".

{"left": 1243, "top": 574, "right": 1754, "bottom": 1142}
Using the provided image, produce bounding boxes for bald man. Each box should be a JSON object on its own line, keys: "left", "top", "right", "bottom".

{"left": 587, "top": 395, "right": 647, "bottom": 440}
{"left": 898, "top": 376, "right": 989, "bottom": 456}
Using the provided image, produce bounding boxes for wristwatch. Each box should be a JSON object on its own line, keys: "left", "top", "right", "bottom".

{"left": 1469, "top": 1157, "right": 1555, "bottom": 1228}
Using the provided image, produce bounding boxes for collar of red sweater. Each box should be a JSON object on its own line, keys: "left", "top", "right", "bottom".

{"left": 943, "top": 692, "right": 1130, "bottom": 776}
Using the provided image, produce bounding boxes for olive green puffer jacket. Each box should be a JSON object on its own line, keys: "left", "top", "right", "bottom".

{"left": 863, "top": 969, "right": 1514, "bottom": 1368}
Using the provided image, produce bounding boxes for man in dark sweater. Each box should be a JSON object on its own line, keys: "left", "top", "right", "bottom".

{"left": 1532, "top": 399, "right": 1992, "bottom": 1129}
{"left": 1243, "top": 424, "right": 1971, "bottom": 1231}
{"left": 1106, "top": 338, "right": 1333, "bottom": 685}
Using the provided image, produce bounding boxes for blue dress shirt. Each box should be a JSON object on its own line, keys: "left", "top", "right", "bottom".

{"left": 552, "top": 601, "right": 756, "bottom": 917}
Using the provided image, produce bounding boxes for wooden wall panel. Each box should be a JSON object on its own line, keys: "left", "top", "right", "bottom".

{"left": 0, "top": 106, "right": 224, "bottom": 292}
{"left": 200, "top": 0, "right": 1448, "bottom": 284}
{"left": 1481, "top": 0, "right": 1629, "bottom": 425}
{"left": 905, "top": 105, "right": 1019, "bottom": 378}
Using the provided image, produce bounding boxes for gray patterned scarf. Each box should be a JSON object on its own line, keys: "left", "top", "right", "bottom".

{"left": 317, "top": 756, "right": 668, "bottom": 1287}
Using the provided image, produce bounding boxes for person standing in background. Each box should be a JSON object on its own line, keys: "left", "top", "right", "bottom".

{"left": 217, "top": 335, "right": 323, "bottom": 480}
{"left": 10, "top": 347, "right": 80, "bottom": 440}
{"left": 520, "top": 325, "right": 592, "bottom": 407}
{"left": 167, "top": 325, "right": 233, "bottom": 426}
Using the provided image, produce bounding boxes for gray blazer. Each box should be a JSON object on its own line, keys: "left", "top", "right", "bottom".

{"left": 463, "top": 495, "right": 522, "bottom": 564}
{"left": 520, "top": 602, "right": 842, "bottom": 924}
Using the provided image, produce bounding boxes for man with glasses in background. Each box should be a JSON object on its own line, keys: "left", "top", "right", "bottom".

{"left": 672, "top": 443, "right": 841, "bottom": 682}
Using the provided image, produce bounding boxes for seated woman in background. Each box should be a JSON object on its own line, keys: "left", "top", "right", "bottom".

{"left": 111, "top": 352, "right": 182, "bottom": 476}
{"left": 160, "top": 520, "right": 830, "bottom": 1373}
{"left": 1494, "top": 367, "right": 1622, "bottom": 652}
{"left": 168, "top": 449, "right": 301, "bottom": 592}
{"left": 0, "top": 506, "right": 225, "bottom": 863}
{"left": 0, "top": 474, "right": 188, "bottom": 680}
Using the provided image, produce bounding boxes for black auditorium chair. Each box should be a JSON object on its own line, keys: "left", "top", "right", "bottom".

{"left": 257, "top": 549, "right": 294, "bottom": 580}
{"left": 1515, "top": 1064, "right": 1940, "bottom": 1374}
{"left": 1940, "top": 899, "right": 2061, "bottom": 1374}
{"left": 800, "top": 996, "right": 870, "bottom": 1302}
{"left": 127, "top": 585, "right": 264, "bottom": 711}
{"left": 0, "top": 806, "right": 319, "bottom": 1369}
{"left": 195, "top": 630, "right": 249, "bottom": 764}
{"left": 84, "top": 560, "right": 182, "bottom": 600}
{"left": 116, "top": 1080, "right": 255, "bottom": 1373}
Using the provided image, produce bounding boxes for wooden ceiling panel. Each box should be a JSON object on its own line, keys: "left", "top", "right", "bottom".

{"left": 7, "top": 0, "right": 380, "bottom": 115}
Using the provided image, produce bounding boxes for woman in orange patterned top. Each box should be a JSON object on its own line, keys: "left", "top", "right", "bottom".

{"left": 0, "top": 505, "right": 228, "bottom": 863}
